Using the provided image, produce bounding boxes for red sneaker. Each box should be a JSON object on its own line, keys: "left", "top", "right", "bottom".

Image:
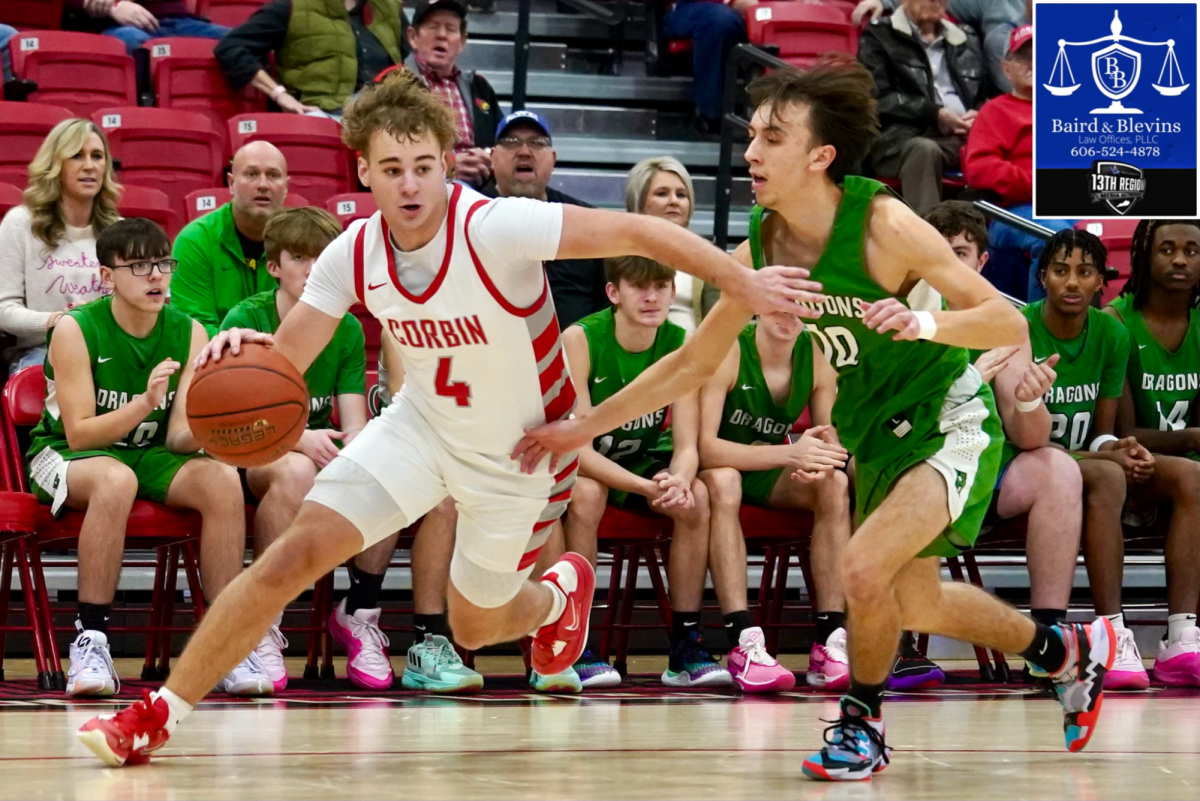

{"left": 531, "top": 553, "right": 595, "bottom": 676}
{"left": 77, "top": 690, "right": 171, "bottom": 767}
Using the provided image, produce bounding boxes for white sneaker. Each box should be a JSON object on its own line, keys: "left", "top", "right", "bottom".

{"left": 254, "top": 621, "right": 289, "bottom": 692}
{"left": 66, "top": 623, "right": 118, "bottom": 697}
{"left": 1103, "top": 625, "right": 1149, "bottom": 690}
{"left": 328, "top": 599, "right": 394, "bottom": 690}
{"left": 216, "top": 651, "right": 273, "bottom": 696}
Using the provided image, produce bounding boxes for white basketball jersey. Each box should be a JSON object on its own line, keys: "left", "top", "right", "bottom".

{"left": 350, "top": 184, "right": 576, "bottom": 455}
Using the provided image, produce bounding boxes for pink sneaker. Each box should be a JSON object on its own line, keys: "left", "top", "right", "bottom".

{"left": 1154, "top": 626, "right": 1200, "bottom": 687}
{"left": 1103, "top": 626, "right": 1149, "bottom": 690}
{"left": 329, "top": 599, "right": 395, "bottom": 690}
{"left": 807, "top": 627, "right": 850, "bottom": 691}
{"left": 728, "top": 626, "right": 795, "bottom": 693}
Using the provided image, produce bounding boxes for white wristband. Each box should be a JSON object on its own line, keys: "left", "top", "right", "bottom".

{"left": 270, "top": 85, "right": 288, "bottom": 100}
{"left": 913, "top": 310, "right": 938, "bottom": 340}
{"left": 1089, "top": 434, "right": 1119, "bottom": 452}
{"left": 1014, "top": 397, "right": 1042, "bottom": 413}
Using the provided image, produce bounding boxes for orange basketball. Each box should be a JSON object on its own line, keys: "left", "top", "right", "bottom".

{"left": 187, "top": 343, "right": 309, "bottom": 468}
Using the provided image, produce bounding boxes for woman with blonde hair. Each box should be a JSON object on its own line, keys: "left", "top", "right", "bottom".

{"left": 625, "top": 157, "right": 716, "bottom": 330}
{"left": 0, "top": 118, "right": 120, "bottom": 372}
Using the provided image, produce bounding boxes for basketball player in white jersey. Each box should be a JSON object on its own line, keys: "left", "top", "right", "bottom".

{"left": 76, "top": 70, "right": 826, "bottom": 766}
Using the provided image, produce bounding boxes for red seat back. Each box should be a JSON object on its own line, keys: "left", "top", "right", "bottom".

{"left": 194, "top": 0, "right": 270, "bottom": 28}
{"left": 117, "top": 184, "right": 177, "bottom": 237}
{"left": 227, "top": 113, "right": 355, "bottom": 209}
{"left": 351, "top": 303, "right": 382, "bottom": 371}
{"left": 1075, "top": 219, "right": 1139, "bottom": 304}
{"left": 326, "top": 192, "right": 377, "bottom": 226}
{"left": 745, "top": 3, "right": 859, "bottom": 67}
{"left": 145, "top": 38, "right": 265, "bottom": 134}
{"left": 11, "top": 31, "right": 137, "bottom": 118}
{"left": 182, "top": 186, "right": 311, "bottom": 222}
{"left": 0, "top": 182, "right": 23, "bottom": 221}
{"left": 0, "top": 101, "right": 74, "bottom": 188}
{"left": 0, "top": 0, "right": 65, "bottom": 29}
{"left": 94, "top": 107, "right": 224, "bottom": 231}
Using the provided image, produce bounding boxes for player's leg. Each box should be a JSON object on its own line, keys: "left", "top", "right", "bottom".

{"left": 1077, "top": 459, "right": 1129, "bottom": 618}
{"left": 564, "top": 475, "right": 606, "bottom": 568}
{"left": 325, "top": 527, "right": 404, "bottom": 690}
{"left": 1131, "top": 455, "right": 1200, "bottom": 686}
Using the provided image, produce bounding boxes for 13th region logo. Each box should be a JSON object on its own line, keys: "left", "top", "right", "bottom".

{"left": 1089, "top": 160, "right": 1146, "bottom": 213}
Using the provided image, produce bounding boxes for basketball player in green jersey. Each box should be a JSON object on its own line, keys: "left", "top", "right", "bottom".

{"left": 514, "top": 59, "right": 1118, "bottom": 777}
{"left": 1106, "top": 219, "right": 1200, "bottom": 687}
{"left": 697, "top": 311, "right": 849, "bottom": 694}
{"left": 25, "top": 219, "right": 260, "bottom": 698}
{"left": 564, "top": 255, "right": 730, "bottom": 690}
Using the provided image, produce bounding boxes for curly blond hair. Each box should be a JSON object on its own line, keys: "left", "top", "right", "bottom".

{"left": 23, "top": 118, "right": 121, "bottom": 250}
{"left": 342, "top": 68, "right": 458, "bottom": 158}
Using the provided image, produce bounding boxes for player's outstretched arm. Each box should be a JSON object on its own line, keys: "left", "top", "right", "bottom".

{"left": 991, "top": 344, "right": 1054, "bottom": 451}
{"left": 165, "top": 321, "right": 210, "bottom": 453}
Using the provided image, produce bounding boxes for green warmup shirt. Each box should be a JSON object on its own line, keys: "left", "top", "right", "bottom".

{"left": 749, "top": 176, "right": 1002, "bottom": 557}
{"left": 1109, "top": 295, "right": 1199, "bottom": 459}
{"left": 221, "top": 290, "right": 367, "bottom": 431}
{"left": 1023, "top": 301, "right": 1130, "bottom": 451}
{"left": 716, "top": 322, "right": 815, "bottom": 507}
{"left": 26, "top": 295, "right": 200, "bottom": 506}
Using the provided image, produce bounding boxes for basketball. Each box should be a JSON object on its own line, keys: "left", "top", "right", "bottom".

{"left": 187, "top": 343, "right": 309, "bottom": 468}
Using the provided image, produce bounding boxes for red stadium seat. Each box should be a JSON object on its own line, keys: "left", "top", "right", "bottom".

{"left": 1075, "top": 218, "right": 1139, "bottom": 303}
{"left": 95, "top": 107, "right": 224, "bottom": 229}
{"left": 745, "top": 3, "right": 858, "bottom": 68}
{"left": 351, "top": 303, "right": 382, "bottom": 372}
{"left": 227, "top": 113, "right": 355, "bottom": 210}
{"left": 0, "top": 182, "right": 23, "bottom": 221}
{"left": 144, "top": 38, "right": 265, "bottom": 134}
{"left": 182, "top": 186, "right": 311, "bottom": 223}
{"left": 194, "top": 0, "right": 270, "bottom": 28}
{"left": 0, "top": 101, "right": 73, "bottom": 188}
{"left": 116, "top": 184, "right": 179, "bottom": 237}
{"left": 326, "top": 192, "right": 378, "bottom": 226}
{"left": 10, "top": 31, "right": 137, "bottom": 118}
{"left": 0, "top": 0, "right": 65, "bottom": 29}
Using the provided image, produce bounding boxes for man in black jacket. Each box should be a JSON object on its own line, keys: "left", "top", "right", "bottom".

{"left": 858, "top": 0, "right": 984, "bottom": 214}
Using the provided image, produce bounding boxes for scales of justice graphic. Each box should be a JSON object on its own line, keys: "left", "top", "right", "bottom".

{"left": 1043, "top": 9, "right": 1190, "bottom": 113}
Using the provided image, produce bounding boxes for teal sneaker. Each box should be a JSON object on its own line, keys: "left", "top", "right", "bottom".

{"left": 529, "top": 668, "right": 582, "bottom": 693}
{"left": 401, "top": 634, "right": 484, "bottom": 693}
{"left": 662, "top": 631, "right": 732, "bottom": 688}
{"left": 573, "top": 649, "right": 621, "bottom": 689}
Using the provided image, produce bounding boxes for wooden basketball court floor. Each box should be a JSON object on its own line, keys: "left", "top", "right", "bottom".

{"left": 0, "top": 658, "right": 1196, "bottom": 801}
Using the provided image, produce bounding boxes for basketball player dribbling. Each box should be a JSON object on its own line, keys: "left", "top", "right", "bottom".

{"left": 515, "top": 58, "right": 1118, "bottom": 781}
{"left": 75, "top": 70, "right": 825, "bottom": 767}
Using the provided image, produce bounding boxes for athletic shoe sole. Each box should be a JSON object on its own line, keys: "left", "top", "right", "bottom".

{"left": 530, "top": 675, "right": 583, "bottom": 693}
{"left": 661, "top": 669, "right": 734, "bottom": 688}
{"left": 888, "top": 668, "right": 946, "bottom": 692}
{"left": 400, "top": 668, "right": 484, "bottom": 693}
{"left": 66, "top": 680, "right": 116, "bottom": 697}
{"left": 733, "top": 671, "right": 797, "bottom": 693}
{"left": 329, "top": 620, "right": 395, "bottom": 690}
{"left": 578, "top": 671, "right": 622, "bottom": 689}
{"left": 1103, "top": 668, "right": 1150, "bottom": 691}
{"left": 1153, "top": 659, "right": 1200, "bottom": 687}
{"left": 76, "top": 729, "right": 126, "bottom": 768}
{"left": 801, "top": 755, "right": 887, "bottom": 782}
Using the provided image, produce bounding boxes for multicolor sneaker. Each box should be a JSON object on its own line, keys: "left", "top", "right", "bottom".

{"left": 572, "top": 649, "right": 621, "bottom": 689}
{"left": 402, "top": 634, "right": 484, "bottom": 693}
{"left": 888, "top": 635, "right": 945, "bottom": 691}
{"left": 329, "top": 599, "right": 395, "bottom": 690}
{"left": 531, "top": 553, "right": 595, "bottom": 676}
{"left": 727, "top": 626, "right": 795, "bottom": 693}
{"left": 215, "top": 651, "right": 273, "bottom": 696}
{"left": 801, "top": 696, "right": 890, "bottom": 781}
{"left": 1104, "top": 626, "right": 1149, "bottom": 690}
{"left": 1030, "top": 618, "right": 1115, "bottom": 752}
{"left": 529, "top": 668, "right": 582, "bottom": 693}
{"left": 254, "top": 621, "right": 290, "bottom": 692}
{"left": 66, "top": 623, "right": 118, "bottom": 697}
{"left": 807, "top": 627, "right": 850, "bottom": 691}
{"left": 662, "top": 630, "right": 733, "bottom": 688}
{"left": 77, "top": 690, "right": 171, "bottom": 767}
{"left": 1154, "top": 626, "right": 1200, "bottom": 687}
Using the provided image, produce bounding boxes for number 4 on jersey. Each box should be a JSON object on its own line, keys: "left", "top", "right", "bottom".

{"left": 1157, "top": 400, "right": 1191, "bottom": 431}
{"left": 436, "top": 357, "right": 471, "bottom": 407}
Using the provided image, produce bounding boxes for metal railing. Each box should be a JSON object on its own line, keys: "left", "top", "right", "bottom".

{"left": 511, "top": 0, "right": 630, "bottom": 110}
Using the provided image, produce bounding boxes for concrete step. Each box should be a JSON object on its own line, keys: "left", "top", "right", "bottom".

{"left": 504, "top": 103, "right": 658, "bottom": 138}
{"left": 460, "top": 39, "right": 569, "bottom": 72}
{"left": 483, "top": 70, "right": 693, "bottom": 104}
{"left": 551, "top": 134, "right": 743, "bottom": 169}
{"left": 549, "top": 166, "right": 754, "bottom": 208}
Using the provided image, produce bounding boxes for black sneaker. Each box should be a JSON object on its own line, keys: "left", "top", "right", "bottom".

{"left": 887, "top": 636, "right": 945, "bottom": 691}
{"left": 661, "top": 631, "right": 732, "bottom": 688}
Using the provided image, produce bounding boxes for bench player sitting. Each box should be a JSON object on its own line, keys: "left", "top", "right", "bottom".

{"left": 27, "top": 218, "right": 260, "bottom": 697}
{"left": 696, "top": 310, "right": 848, "bottom": 693}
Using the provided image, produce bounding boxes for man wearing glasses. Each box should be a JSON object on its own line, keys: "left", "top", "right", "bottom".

{"left": 485, "top": 111, "right": 608, "bottom": 328}
{"left": 26, "top": 218, "right": 265, "bottom": 699}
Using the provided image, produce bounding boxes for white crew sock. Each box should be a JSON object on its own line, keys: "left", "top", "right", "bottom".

{"left": 1105, "top": 612, "right": 1126, "bottom": 631}
{"left": 150, "top": 687, "right": 194, "bottom": 735}
{"left": 1167, "top": 613, "right": 1197, "bottom": 643}
{"left": 539, "top": 582, "right": 568, "bottom": 629}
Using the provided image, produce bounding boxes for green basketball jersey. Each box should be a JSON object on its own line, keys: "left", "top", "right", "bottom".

{"left": 717, "top": 323, "right": 814, "bottom": 447}
{"left": 1109, "top": 296, "right": 1199, "bottom": 446}
{"left": 28, "top": 295, "right": 194, "bottom": 454}
{"left": 1023, "top": 301, "right": 1130, "bottom": 450}
{"left": 221, "top": 290, "right": 366, "bottom": 431}
{"left": 574, "top": 306, "right": 686, "bottom": 465}
{"left": 748, "top": 177, "right": 970, "bottom": 466}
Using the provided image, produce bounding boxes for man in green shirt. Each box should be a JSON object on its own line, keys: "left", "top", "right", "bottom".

{"left": 172, "top": 141, "right": 290, "bottom": 336}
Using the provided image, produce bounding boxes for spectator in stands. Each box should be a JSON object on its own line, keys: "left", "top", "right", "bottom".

{"left": 963, "top": 25, "right": 1073, "bottom": 302}
{"left": 26, "top": 218, "right": 266, "bottom": 698}
{"left": 1106, "top": 219, "right": 1200, "bottom": 687}
{"left": 484, "top": 111, "right": 606, "bottom": 328}
{"left": 404, "top": 0, "right": 500, "bottom": 187}
{"left": 171, "top": 141, "right": 289, "bottom": 336}
{"left": 0, "top": 119, "right": 117, "bottom": 374}
{"left": 214, "top": 0, "right": 407, "bottom": 117}
{"left": 64, "top": 0, "right": 230, "bottom": 55}
{"left": 663, "top": 0, "right": 747, "bottom": 136}
{"left": 859, "top": 0, "right": 985, "bottom": 215}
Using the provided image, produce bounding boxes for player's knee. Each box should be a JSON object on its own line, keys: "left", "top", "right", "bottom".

{"left": 100, "top": 462, "right": 139, "bottom": 506}
{"left": 814, "top": 469, "right": 851, "bottom": 513}
{"left": 688, "top": 478, "right": 711, "bottom": 521}
{"left": 1035, "top": 448, "right": 1084, "bottom": 503}
{"left": 1166, "top": 459, "right": 1200, "bottom": 508}
{"left": 1082, "top": 459, "right": 1126, "bottom": 507}
{"left": 192, "top": 459, "right": 243, "bottom": 515}
{"left": 567, "top": 477, "right": 606, "bottom": 524}
{"left": 427, "top": 496, "right": 459, "bottom": 523}
{"left": 841, "top": 541, "right": 889, "bottom": 607}
{"left": 701, "top": 468, "right": 742, "bottom": 512}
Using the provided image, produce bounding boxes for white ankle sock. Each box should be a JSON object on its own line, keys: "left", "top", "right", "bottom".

{"left": 150, "top": 687, "right": 193, "bottom": 735}
{"left": 539, "top": 582, "right": 567, "bottom": 629}
{"left": 1167, "top": 613, "right": 1197, "bottom": 643}
{"left": 1105, "top": 612, "right": 1126, "bottom": 631}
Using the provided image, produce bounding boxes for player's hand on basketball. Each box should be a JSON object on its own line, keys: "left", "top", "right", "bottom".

{"left": 972, "top": 346, "right": 1019, "bottom": 384}
{"left": 649, "top": 471, "right": 693, "bottom": 510}
{"left": 786, "top": 425, "right": 848, "bottom": 476}
{"left": 195, "top": 327, "right": 275, "bottom": 367}
{"left": 1015, "top": 353, "right": 1060, "bottom": 403}
{"left": 863, "top": 298, "right": 923, "bottom": 341}
{"left": 737, "top": 265, "right": 825, "bottom": 318}
{"left": 142, "top": 358, "right": 179, "bottom": 410}
{"left": 297, "top": 429, "right": 345, "bottom": 468}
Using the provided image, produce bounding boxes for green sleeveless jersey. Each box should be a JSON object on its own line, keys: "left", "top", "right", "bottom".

{"left": 574, "top": 306, "right": 686, "bottom": 465}
{"left": 221, "top": 290, "right": 367, "bottom": 431}
{"left": 1023, "top": 301, "right": 1130, "bottom": 450}
{"left": 28, "top": 295, "right": 194, "bottom": 453}
{"left": 717, "top": 323, "right": 814, "bottom": 446}
{"left": 748, "top": 177, "right": 970, "bottom": 466}
{"left": 1108, "top": 296, "right": 1199, "bottom": 443}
